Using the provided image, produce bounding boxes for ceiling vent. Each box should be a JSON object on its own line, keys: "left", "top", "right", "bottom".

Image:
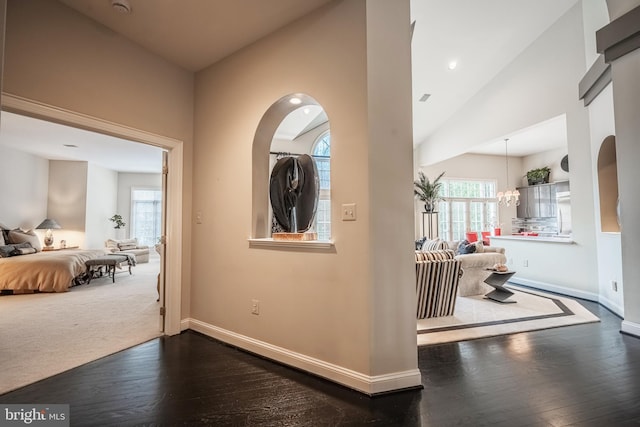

{"left": 111, "top": 0, "right": 132, "bottom": 14}
{"left": 419, "top": 94, "right": 431, "bottom": 102}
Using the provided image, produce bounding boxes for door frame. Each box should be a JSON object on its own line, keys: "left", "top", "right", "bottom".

{"left": 2, "top": 93, "right": 184, "bottom": 335}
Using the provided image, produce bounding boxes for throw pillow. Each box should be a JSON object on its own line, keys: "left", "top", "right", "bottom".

{"left": 118, "top": 243, "right": 138, "bottom": 251}
{"left": 7, "top": 229, "right": 42, "bottom": 252}
{"left": 0, "top": 245, "right": 15, "bottom": 258}
{"left": 456, "top": 239, "right": 476, "bottom": 255}
{"left": 473, "top": 241, "right": 484, "bottom": 253}
{"left": 415, "top": 237, "right": 427, "bottom": 250}
{"left": 421, "top": 238, "right": 446, "bottom": 251}
{"left": 11, "top": 245, "right": 37, "bottom": 256}
{"left": 0, "top": 231, "right": 4, "bottom": 246}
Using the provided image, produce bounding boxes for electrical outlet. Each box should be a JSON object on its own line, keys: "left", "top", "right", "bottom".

{"left": 251, "top": 299, "right": 260, "bottom": 315}
{"left": 612, "top": 280, "right": 618, "bottom": 292}
{"left": 523, "top": 259, "right": 529, "bottom": 267}
{"left": 195, "top": 211, "right": 203, "bottom": 224}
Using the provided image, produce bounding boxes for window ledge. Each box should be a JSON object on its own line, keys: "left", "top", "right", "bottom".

{"left": 248, "top": 238, "right": 335, "bottom": 252}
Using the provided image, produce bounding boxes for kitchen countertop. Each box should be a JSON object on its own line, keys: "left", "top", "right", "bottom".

{"left": 490, "top": 235, "right": 574, "bottom": 244}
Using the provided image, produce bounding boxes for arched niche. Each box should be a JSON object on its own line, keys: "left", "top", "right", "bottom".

{"left": 251, "top": 93, "right": 330, "bottom": 239}
{"left": 597, "top": 135, "right": 619, "bottom": 232}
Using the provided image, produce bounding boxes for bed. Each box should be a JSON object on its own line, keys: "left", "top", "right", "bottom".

{"left": 0, "top": 248, "right": 105, "bottom": 293}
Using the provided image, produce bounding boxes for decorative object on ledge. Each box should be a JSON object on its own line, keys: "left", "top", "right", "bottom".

{"left": 414, "top": 171, "right": 445, "bottom": 213}
{"left": 269, "top": 154, "right": 319, "bottom": 237}
{"left": 36, "top": 218, "right": 62, "bottom": 249}
{"left": 526, "top": 166, "right": 551, "bottom": 186}
{"left": 272, "top": 232, "right": 318, "bottom": 241}
{"left": 561, "top": 155, "right": 569, "bottom": 172}
{"left": 497, "top": 139, "right": 520, "bottom": 206}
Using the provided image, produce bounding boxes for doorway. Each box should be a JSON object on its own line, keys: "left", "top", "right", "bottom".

{"left": 1, "top": 94, "right": 183, "bottom": 334}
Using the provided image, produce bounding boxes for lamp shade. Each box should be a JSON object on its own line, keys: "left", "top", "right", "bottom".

{"left": 36, "top": 218, "right": 62, "bottom": 230}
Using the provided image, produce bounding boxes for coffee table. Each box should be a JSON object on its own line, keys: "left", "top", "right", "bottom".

{"left": 483, "top": 270, "right": 516, "bottom": 303}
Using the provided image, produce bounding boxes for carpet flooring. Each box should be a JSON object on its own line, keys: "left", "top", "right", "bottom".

{"left": 417, "top": 285, "right": 600, "bottom": 345}
{"left": 0, "top": 255, "right": 161, "bottom": 395}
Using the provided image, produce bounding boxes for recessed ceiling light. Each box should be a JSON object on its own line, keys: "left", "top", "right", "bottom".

{"left": 289, "top": 97, "right": 302, "bottom": 105}
{"left": 448, "top": 61, "right": 457, "bottom": 70}
{"left": 111, "top": 0, "right": 132, "bottom": 14}
{"left": 303, "top": 107, "right": 310, "bottom": 115}
{"left": 63, "top": 144, "right": 78, "bottom": 148}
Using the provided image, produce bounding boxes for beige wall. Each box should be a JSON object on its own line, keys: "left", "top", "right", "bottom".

{"left": 0, "top": 145, "right": 48, "bottom": 229}
{"left": 85, "top": 163, "right": 118, "bottom": 249}
{"left": 47, "top": 160, "right": 87, "bottom": 233}
{"left": 192, "top": 0, "right": 418, "bottom": 392}
{"left": 3, "top": 0, "right": 194, "bottom": 318}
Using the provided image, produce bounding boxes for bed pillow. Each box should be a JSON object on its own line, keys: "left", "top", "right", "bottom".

{"left": 7, "top": 229, "right": 42, "bottom": 252}
{"left": 0, "top": 221, "right": 9, "bottom": 245}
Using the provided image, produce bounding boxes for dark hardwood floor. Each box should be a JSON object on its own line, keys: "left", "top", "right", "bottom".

{"left": 2, "top": 300, "right": 640, "bottom": 426}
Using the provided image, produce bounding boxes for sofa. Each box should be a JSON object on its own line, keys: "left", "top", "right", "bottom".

{"left": 415, "top": 249, "right": 462, "bottom": 318}
{"left": 105, "top": 238, "right": 150, "bottom": 264}
{"left": 420, "top": 238, "right": 507, "bottom": 297}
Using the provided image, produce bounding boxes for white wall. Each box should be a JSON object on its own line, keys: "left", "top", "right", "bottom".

{"left": 415, "top": 3, "right": 599, "bottom": 296}
{"left": 586, "top": 83, "right": 623, "bottom": 315}
{"left": 85, "top": 163, "right": 118, "bottom": 249}
{"left": 0, "top": 145, "right": 48, "bottom": 229}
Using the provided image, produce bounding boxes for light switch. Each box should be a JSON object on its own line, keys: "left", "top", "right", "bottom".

{"left": 342, "top": 203, "right": 357, "bottom": 221}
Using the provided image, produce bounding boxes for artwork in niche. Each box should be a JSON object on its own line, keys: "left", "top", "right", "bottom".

{"left": 269, "top": 154, "right": 319, "bottom": 239}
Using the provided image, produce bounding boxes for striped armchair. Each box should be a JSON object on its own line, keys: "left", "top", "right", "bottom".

{"left": 415, "top": 250, "right": 462, "bottom": 319}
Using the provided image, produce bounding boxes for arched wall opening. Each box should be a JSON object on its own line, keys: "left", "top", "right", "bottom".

{"left": 251, "top": 93, "right": 330, "bottom": 239}
{"left": 597, "top": 135, "right": 619, "bottom": 232}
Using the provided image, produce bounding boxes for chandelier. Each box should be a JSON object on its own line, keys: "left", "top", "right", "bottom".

{"left": 496, "top": 138, "right": 520, "bottom": 206}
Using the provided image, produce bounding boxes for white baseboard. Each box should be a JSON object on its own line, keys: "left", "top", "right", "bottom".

{"left": 180, "top": 318, "right": 190, "bottom": 332}
{"left": 621, "top": 321, "right": 640, "bottom": 338}
{"left": 509, "top": 277, "right": 626, "bottom": 317}
{"left": 184, "top": 318, "right": 422, "bottom": 395}
{"left": 598, "top": 295, "right": 625, "bottom": 318}
{"left": 509, "top": 277, "right": 599, "bottom": 302}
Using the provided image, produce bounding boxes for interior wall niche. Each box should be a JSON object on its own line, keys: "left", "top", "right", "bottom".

{"left": 597, "top": 135, "right": 619, "bottom": 232}
{"left": 251, "top": 93, "right": 330, "bottom": 239}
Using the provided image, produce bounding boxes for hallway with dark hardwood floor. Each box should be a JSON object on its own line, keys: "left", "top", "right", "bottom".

{"left": 2, "top": 300, "right": 640, "bottom": 426}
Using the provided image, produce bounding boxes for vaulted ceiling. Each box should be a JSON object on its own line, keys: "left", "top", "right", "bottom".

{"left": 3, "top": 0, "right": 582, "bottom": 170}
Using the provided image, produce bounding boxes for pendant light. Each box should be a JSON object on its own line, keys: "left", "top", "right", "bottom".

{"left": 496, "top": 138, "right": 520, "bottom": 206}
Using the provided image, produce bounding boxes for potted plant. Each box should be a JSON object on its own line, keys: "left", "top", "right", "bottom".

{"left": 526, "top": 166, "right": 551, "bottom": 185}
{"left": 414, "top": 171, "right": 445, "bottom": 213}
{"left": 109, "top": 214, "right": 126, "bottom": 229}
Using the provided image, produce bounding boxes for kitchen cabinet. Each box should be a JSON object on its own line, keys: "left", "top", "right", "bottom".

{"left": 516, "top": 183, "right": 557, "bottom": 218}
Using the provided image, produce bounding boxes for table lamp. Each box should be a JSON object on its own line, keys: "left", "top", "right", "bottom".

{"left": 36, "top": 218, "right": 62, "bottom": 249}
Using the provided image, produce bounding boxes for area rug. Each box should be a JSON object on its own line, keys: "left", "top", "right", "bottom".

{"left": 0, "top": 256, "right": 161, "bottom": 395}
{"left": 417, "top": 285, "right": 600, "bottom": 346}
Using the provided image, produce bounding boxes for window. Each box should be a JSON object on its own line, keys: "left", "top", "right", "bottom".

{"left": 437, "top": 178, "right": 498, "bottom": 241}
{"left": 312, "top": 132, "right": 331, "bottom": 240}
{"left": 131, "top": 188, "right": 162, "bottom": 247}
